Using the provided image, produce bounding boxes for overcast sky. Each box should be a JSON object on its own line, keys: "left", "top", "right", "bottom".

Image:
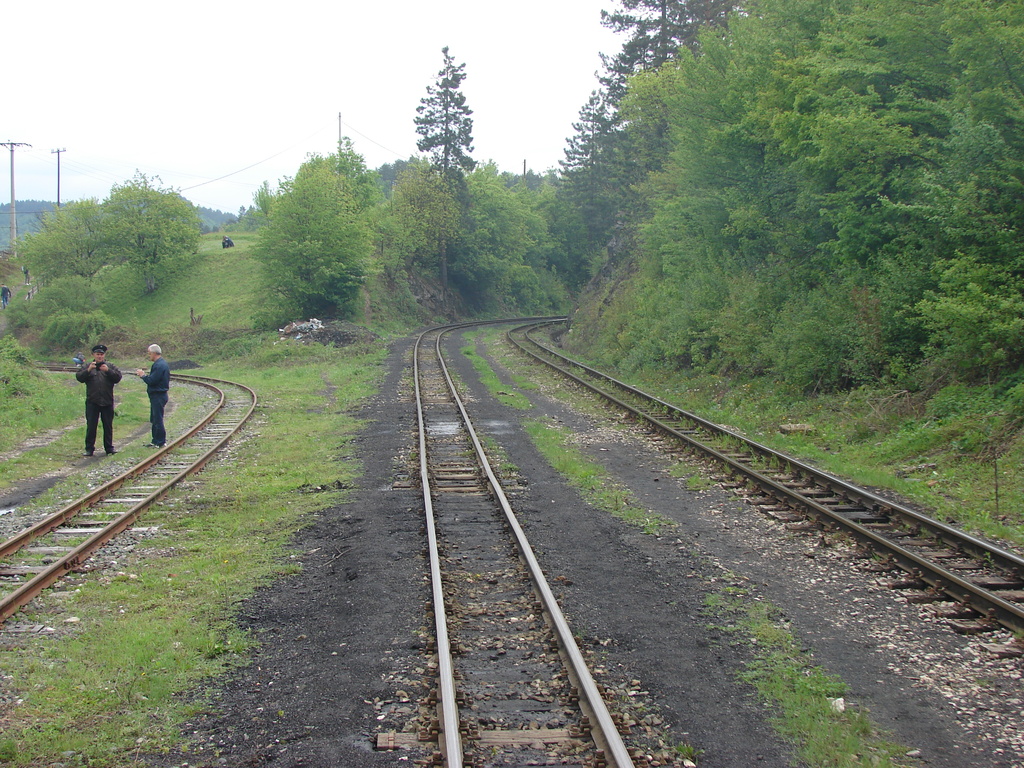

{"left": 6, "top": 0, "right": 621, "bottom": 216}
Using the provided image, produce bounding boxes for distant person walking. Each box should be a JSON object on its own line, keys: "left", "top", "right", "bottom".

{"left": 76, "top": 344, "right": 122, "bottom": 457}
{"left": 136, "top": 344, "right": 170, "bottom": 448}
{"left": 22, "top": 265, "right": 29, "bottom": 284}
{"left": 0, "top": 283, "right": 10, "bottom": 309}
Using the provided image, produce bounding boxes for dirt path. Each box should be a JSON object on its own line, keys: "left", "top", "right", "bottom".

{"left": 0, "top": 268, "right": 31, "bottom": 335}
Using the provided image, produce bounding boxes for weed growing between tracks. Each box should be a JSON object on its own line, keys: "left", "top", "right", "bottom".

{"left": 524, "top": 418, "right": 675, "bottom": 535}
{"left": 0, "top": 342, "right": 385, "bottom": 767}
{"left": 475, "top": 331, "right": 920, "bottom": 767}
{"left": 703, "top": 581, "right": 915, "bottom": 768}
{"left": 461, "top": 330, "right": 533, "bottom": 411}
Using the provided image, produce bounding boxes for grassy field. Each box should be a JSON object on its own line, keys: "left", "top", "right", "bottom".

{"left": 110, "top": 232, "right": 264, "bottom": 343}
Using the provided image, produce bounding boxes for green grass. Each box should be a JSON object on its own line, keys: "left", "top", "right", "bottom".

{"left": 120, "top": 234, "right": 264, "bottom": 336}
{"left": 524, "top": 417, "right": 675, "bottom": 535}
{"left": 460, "top": 329, "right": 534, "bottom": 410}
{"left": 703, "top": 582, "right": 915, "bottom": 768}
{"left": 0, "top": 342, "right": 385, "bottom": 766}
{"left": 0, "top": 371, "right": 82, "bottom": 457}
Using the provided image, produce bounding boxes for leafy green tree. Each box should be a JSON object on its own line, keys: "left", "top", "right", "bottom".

{"left": 253, "top": 152, "right": 374, "bottom": 325}
{"left": 20, "top": 198, "right": 106, "bottom": 281}
{"left": 415, "top": 47, "right": 476, "bottom": 179}
{"left": 388, "top": 160, "right": 462, "bottom": 291}
{"left": 102, "top": 172, "right": 201, "bottom": 293}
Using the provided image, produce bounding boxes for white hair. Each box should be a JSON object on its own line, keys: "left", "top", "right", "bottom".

{"left": 148, "top": 344, "right": 162, "bottom": 354}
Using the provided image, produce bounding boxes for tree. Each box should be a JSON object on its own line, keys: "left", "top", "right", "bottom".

{"left": 560, "top": 91, "right": 622, "bottom": 250}
{"left": 102, "top": 173, "right": 201, "bottom": 293}
{"left": 253, "top": 152, "right": 374, "bottom": 325}
{"left": 600, "top": 0, "right": 739, "bottom": 101}
{"left": 388, "top": 160, "right": 462, "bottom": 291}
{"left": 20, "top": 198, "right": 106, "bottom": 281}
{"left": 415, "top": 46, "right": 476, "bottom": 179}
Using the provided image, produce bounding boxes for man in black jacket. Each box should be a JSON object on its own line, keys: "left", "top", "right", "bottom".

{"left": 75, "top": 344, "right": 122, "bottom": 456}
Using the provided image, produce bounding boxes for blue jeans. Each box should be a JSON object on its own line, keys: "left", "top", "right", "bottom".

{"left": 149, "top": 392, "right": 168, "bottom": 446}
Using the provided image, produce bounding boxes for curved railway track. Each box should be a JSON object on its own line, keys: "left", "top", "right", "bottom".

{"left": 408, "top": 320, "right": 636, "bottom": 768}
{"left": 509, "top": 321, "right": 1024, "bottom": 644}
{"left": 0, "top": 371, "right": 257, "bottom": 625}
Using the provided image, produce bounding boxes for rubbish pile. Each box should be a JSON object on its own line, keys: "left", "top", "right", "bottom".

{"left": 279, "top": 318, "right": 325, "bottom": 337}
{"left": 277, "top": 318, "right": 380, "bottom": 347}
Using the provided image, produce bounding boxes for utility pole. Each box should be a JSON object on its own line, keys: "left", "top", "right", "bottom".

{"left": 1, "top": 141, "right": 32, "bottom": 259}
{"left": 52, "top": 148, "right": 66, "bottom": 208}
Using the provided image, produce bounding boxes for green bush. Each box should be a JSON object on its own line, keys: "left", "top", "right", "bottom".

{"left": 42, "top": 310, "right": 114, "bottom": 350}
{"left": 0, "top": 335, "right": 42, "bottom": 399}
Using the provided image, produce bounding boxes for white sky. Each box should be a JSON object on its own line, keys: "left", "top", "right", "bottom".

{"left": 5, "top": 0, "right": 621, "bottom": 215}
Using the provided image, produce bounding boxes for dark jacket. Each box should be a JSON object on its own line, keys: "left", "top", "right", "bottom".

{"left": 141, "top": 357, "right": 170, "bottom": 393}
{"left": 76, "top": 363, "right": 122, "bottom": 406}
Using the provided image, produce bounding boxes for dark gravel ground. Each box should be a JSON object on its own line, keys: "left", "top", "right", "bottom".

{"left": 152, "top": 329, "right": 1018, "bottom": 768}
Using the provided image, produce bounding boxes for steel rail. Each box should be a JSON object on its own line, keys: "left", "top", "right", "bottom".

{"left": 409, "top": 316, "right": 564, "bottom": 766}
{"left": 0, "top": 374, "right": 257, "bottom": 623}
{"left": 0, "top": 375, "right": 226, "bottom": 560}
{"left": 510, "top": 322, "right": 1024, "bottom": 635}
{"left": 520, "top": 326, "right": 1024, "bottom": 577}
{"left": 414, "top": 328, "right": 464, "bottom": 768}
{"left": 418, "top": 320, "right": 635, "bottom": 768}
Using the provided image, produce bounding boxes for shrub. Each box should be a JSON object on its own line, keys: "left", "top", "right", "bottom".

{"left": 0, "top": 335, "right": 40, "bottom": 398}
{"left": 42, "top": 310, "right": 113, "bottom": 350}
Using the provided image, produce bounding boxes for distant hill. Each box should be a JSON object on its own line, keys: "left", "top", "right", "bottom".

{"left": 0, "top": 200, "right": 235, "bottom": 249}
{"left": 0, "top": 200, "right": 53, "bottom": 250}
{"left": 196, "top": 205, "right": 236, "bottom": 233}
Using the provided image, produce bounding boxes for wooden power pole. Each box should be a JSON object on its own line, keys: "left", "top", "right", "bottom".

{"left": 1, "top": 141, "right": 32, "bottom": 259}
{"left": 52, "top": 148, "right": 66, "bottom": 207}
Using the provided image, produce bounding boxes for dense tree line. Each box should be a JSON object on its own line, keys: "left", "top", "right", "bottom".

{"left": 562, "top": 0, "right": 1024, "bottom": 398}
{"left": 252, "top": 46, "right": 590, "bottom": 327}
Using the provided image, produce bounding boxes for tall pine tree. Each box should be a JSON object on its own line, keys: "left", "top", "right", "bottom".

{"left": 413, "top": 47, "right": 476, "bottom": 297}
{"left": 415, "top": 47, "right": 476, "bottom": 179}
{"left": 560, "top": 91, "right": 621, "bottom": 249}
{"left": 600, "top": 0, "right": 739, "bottom": 100}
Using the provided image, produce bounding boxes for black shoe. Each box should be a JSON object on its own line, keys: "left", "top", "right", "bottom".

{"left": 83, "top": 451, "right": 94, "bottom": 457}
{"left": 106, "top": 450, "right": 118, "bottom": 455}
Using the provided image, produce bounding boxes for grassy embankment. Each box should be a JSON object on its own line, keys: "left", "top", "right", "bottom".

{"left": 0, "top": 234, "right": 386, "bottom": 766}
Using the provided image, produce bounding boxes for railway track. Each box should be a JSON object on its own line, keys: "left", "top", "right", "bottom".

{"left": 394, "top": 321, "right": 637, "bottom": 768}
{"left": 509, "top": 321, "right": 1024, "bottom": 648}
{"left": 0, "top": 371, "right": 257, "bottom": 625}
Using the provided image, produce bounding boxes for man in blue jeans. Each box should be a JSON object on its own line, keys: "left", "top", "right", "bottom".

{"left": 136, "top": 344, "right": 170, "bottom": 447}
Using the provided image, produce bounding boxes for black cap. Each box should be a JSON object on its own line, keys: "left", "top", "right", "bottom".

{"left": 91, "top": 344, "right": 107, "bottom": 353}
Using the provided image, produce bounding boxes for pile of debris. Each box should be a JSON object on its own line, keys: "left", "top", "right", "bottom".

{"left": 280, "top": 318, "right": 325, "bottom": 336}
{"left": 278, "top": 318, "right": 380, "bottom": 347}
